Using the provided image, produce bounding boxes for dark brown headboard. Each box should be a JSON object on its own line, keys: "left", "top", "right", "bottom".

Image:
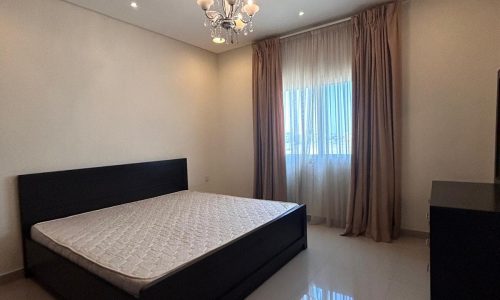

{"left": 18, "top": 158, "right": 188, "bottom": 240}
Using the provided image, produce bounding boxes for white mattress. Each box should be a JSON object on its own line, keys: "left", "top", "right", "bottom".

{"left": 31, "top": 190, "right": 297, "bottom": 296}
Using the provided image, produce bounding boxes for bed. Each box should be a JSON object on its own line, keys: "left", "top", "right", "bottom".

{"left": 18, "top": 159, "right": 307, "bottom": 299}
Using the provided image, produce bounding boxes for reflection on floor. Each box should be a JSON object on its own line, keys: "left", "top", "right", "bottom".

{"left": 302, "top": 284, "right": 354, "bottom": 300}
{"left": 247, "top": 225, "right": 429, "bottom": 300}
{"left": 0, "top": 225, "right": 429, "bottom": 300}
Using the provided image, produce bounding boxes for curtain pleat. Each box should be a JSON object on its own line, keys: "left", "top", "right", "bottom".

{"left": 281, "top": 22, "right": 353, "bottom": 227}
{"left": 344, "top": 2, "right": 401, "bottom": 242}
{"left": 252, "top": 38, "right": 287, "bottom": 201}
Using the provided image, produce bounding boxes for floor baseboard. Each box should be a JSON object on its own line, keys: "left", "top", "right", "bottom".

{"left": 401, "top": 229, "right": 428, "bottom": 239}
{"left": 0, "top": 269, "right": 24, "bottom": 285}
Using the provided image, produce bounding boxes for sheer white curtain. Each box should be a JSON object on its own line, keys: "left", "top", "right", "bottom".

{"left": 281, "top": 21, "right": 353, "bottom": 227}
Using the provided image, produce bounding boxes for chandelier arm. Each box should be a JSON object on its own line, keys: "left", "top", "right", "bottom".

{"left": 210, "top": 20, "right": 221, "bottom": 28}
{"left": 205, "top": 10, "right": 224, "bottom": 21}
{"left": 229, "top": 3, "right": 235, "bottom": 19}
{"left": 209, "top": 16, "right": 222, "bottom": 28}
{"left": 239, "top": 16, "right": 253, "bottom": 24}
{"left": 222, "top": 0, "right": 228, "bottom": 18}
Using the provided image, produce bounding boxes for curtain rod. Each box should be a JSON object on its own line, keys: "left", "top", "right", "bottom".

{"left": 279, "top": 17, "right": 352, "bottom": 40}
{"left": 278, "top": 0, "right": 410, "bottom": 40}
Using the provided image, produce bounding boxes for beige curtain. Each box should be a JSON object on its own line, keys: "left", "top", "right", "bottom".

{"left": 281, "top": 22, "right": 353, "bottom": 227}
{"left": 344, "top": 2, "right": 401, "bottom": 242}
{"left": 252, "top": 38, "right": 287, "bottom": 201}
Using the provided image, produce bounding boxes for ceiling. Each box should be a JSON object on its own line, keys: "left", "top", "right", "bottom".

{"left": 64, "top": 0, "right": 386, "bottom": 53}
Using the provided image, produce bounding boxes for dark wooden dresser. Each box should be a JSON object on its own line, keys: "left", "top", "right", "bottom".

{"left": 430, "top": 181, "right": 500, "bottom": 300}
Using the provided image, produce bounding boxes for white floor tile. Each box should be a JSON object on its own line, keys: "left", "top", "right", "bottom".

{"left": 248, "top": 225, "right": 429, "bottom": 300}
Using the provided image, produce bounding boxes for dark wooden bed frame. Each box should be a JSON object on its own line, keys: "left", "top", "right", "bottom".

{"left": 18, "top": 158, "right": 307, "bottom": 300}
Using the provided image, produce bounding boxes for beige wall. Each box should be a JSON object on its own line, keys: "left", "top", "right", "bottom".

{"left": 211, "top": 0, "right": 500, "bottom": 232}
{"left": 211, "top": 46, "right": 254, "bottom": 198}
{"left": 0, "top": 0, "right": 218, "bottom": 275}
{"left": 400, "top": 0, "right": 500, "bottom": 231}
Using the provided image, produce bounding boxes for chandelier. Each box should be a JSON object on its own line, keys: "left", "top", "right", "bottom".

{"left": 196, "top": 0, "right": 260, "bottom": 44}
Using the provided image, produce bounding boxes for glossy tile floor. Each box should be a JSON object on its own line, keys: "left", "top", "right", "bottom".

{"left": 0, "top": 225, "right": 429, "bottom": 300}
{"left": 247, "top": 225, "right": 429, "bottom": 300}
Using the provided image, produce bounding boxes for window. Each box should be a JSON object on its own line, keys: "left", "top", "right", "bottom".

{"left": 284, "top": 81, "right": 352, "bottom": 156}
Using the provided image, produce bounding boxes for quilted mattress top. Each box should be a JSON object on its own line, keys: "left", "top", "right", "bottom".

{"left": 31, "top": 190, "right": 297, "bottom": 295}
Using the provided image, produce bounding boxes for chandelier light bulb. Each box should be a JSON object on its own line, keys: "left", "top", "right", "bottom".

{"left": 234, "top": 19, "right": 246, "bottom": 30}
{"left": 197, "top": 0, "right": 214, "bottom": 10}
{"left": 243, "top": 1, "right": 259, "bottom": 17}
